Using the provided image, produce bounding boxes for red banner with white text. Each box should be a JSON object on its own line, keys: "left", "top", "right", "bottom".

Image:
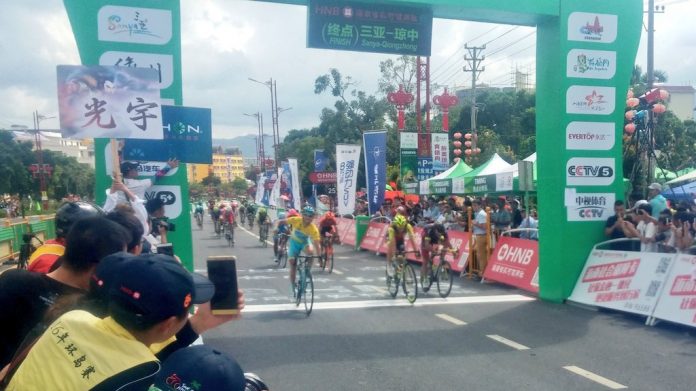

{"left": 483, "top": 236, "right": 539, "bottom": 293}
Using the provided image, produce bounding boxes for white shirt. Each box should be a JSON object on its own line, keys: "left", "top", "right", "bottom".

{"left": 636, "top": 220, "right": 657, "bottom": 252}
{"left": 473, "top": 209, "right": 487, "bottom": 235}
{"left": 123, "top": 178, "right": 153, "bottom": 201}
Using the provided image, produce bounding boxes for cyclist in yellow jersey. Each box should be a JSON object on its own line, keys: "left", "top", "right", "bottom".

{"left": 386, "top": 215, "right": 419, "bottom": 274}
{"left": 279, "top": 206, "right": 321, "bottom": 294}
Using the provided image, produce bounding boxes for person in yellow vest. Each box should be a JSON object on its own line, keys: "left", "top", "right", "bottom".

{"left": 5, "top": 252, "right": 214, "bottom": 390}
{"left": 28, "top": 201, "right": 103, "bottom": 273}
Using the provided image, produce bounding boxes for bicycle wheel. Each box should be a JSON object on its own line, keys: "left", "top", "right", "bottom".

{"left": 229, "top": 227, "right": 235, "bottom": 248}
{"left": 386, "top": 261, "right": 399, "bottom": 298}
{"left": 421, "top": 262, "right": 433, "bottom": 293}
{"left": 327, "top": 249, "right": 334, "bottom": 274}
{"left": 295, "top": 265, "right": 303, "bottom": 306}
{"left": 436, "top": 262, "right": 453, "bottom": 298}
{"left": 321, "top": 247, "right": 327, "bottom": 271}
{"left": 402, "top": 264, "right": 418, "bottom": 303}
{"left": 303, "top": 269, "right": 314, "bottom": 316}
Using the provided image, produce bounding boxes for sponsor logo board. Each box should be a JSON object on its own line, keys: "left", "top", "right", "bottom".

{"left": 566, "top": 122, "right": 615, "bottom": 150}
{"left": 567, "top": 12, "right": 618, "bottom": 44}
{"left": 98, "top": 5, "right": 172, "bottom": 45}
{"left": 567, "top": 192, "right": 615, "bottom": 221}
{"left": 566, "top": 157, "right": 615, "bottom": 186}
{"left": 566, "top": 49, "right": 616, "bottom": 79}
{"left": 566, "top": 86, "right": 616, "bottom": 115}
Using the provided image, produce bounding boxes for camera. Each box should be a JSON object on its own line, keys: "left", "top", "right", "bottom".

{"left": 152, "top": 217, "right": 176, "bottom": 233}
{"left": 654, "top": 232, "right": 667, "bottom": 242}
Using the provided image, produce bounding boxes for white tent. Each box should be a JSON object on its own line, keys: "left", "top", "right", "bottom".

{"left": 666, "top": 169, "right": 696, "bottom": 185}
{"left": 511, "top": 152, "right": 537, "bottom": 177}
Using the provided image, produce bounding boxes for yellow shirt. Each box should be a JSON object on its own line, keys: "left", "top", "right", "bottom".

{"left": 287, "top": 216, "right": 320, "bottom": 245}
{"left": 388, "top": 224, "right": 415, "bottom": 242}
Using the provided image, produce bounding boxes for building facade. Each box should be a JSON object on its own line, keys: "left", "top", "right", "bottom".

{"left": 11, "top": 130, "right": 94, "bottom": 168}
{"left": 186, "top": 163, "right": 211, "bottom": 183}
{"left": 212, "top": 153, "right": 244, "bottom": 183}
{"left": 660, "top": 85, "right": 695, "bottom": 121}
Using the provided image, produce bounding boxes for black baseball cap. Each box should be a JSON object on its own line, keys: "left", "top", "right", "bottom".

{"left": 150, "top": 345, "right": 246, "bottom": 391}
{"left": 120, "top": 161, "right": 141, "bottom": 174}
{"left": 104, "top": 253, "right": 215, "bottom": 323}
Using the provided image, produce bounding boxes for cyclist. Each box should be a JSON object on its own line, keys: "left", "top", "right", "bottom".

{"left": 222, "top": 204, "right": 237, "bottom": 245}
{"left": 421, "top": 218, "right": 456, "bottom": 284}
{"left": 211, "top": 202, "right": 222, "bottom": 234}
{"left": 194, "top": 201, "right": 205, "bottom": 227}
{"left": 318, "top": 211, "right": 338, "bottom": 257}
{"left": 256, "top": 206, "right": 270, "bottom": 242}
{"left": 286, "top": 208, "right": 300, "bottom": 218}
{"left": 272, "top": 212, "right": 290, "bottom": 263}
{"left": 385, "top": 214, "right": 419, "bottom": 277}
{"left": 238, "top": 202, "right": 246, "bottom": 225}
{"left": 246, "top": 203, "right": 257, "bottom": 229}
{"left": 282, "top": 206, "right": 321, "bottom": 295}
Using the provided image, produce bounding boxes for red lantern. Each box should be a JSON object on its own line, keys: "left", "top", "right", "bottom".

{"left": 474, "top": 148, "right": 481, "bottom": 154}
{"left": 627, "top": 97, "right": 640, "bottom": 108}
{"left": 432, "top": 88, "right": 459, "bottom": 131}
{"left": 453, "top": 132, "right": 462, "bottom": 139}
{"left": 464, "top": 141, "right": 472, "bottom": 148}
{"left": 453, "top": 157, "right": 461, "bottom": 163}
{"left": 464, "top": 133, "right": 472, "bottom": 140}
{"left": 652, "top": 103, "right": 666, "bottom": 114}
{"left": 624, "top": 123, "right": 636, "bottom": 134}
{"left": 453, "top": 140, "right": 462, "bottom": 148}
{"left": 387, "top": 84, "right": 414, "bottom": 131}
{"left": 453, "top": 148, "right": 462, "bottom": 156}
{"left": 464, "top": 149, "right": 472, "bottom": 156}
{"left": 659, "top": 89, "right": 669, "bottom": 100}
{"left": 627, "top": 89, "right": 634, "bottom": 99}
{"left": 625, "top": 110, "right": 636, "bottom": 120}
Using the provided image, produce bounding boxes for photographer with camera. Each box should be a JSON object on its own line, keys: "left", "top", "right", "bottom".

{"left": 145, "top": 198, "right": 175, "bottom": 251}
{"left": 622, "top": 202, "right": 656, "bottom": 252}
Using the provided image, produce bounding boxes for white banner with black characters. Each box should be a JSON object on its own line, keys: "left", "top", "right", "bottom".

{"left": 567, "top": 192, "right": 615, "bottom": 222}
{"left": 336, "top": 144, "right": 361, "bottom": 216}
{"left": 288, "top": 158, "right": 301, "bottom": 210}
{"left": 651, "top": 253, "right": 696, "bottom": 328}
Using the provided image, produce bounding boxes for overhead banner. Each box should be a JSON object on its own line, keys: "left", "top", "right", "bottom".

{"left": 57, "top": 65, "right": 163, "bottom": 139}
{"left": 336, "top": 144, "right": 361, "bottom": 216}
{"left": 288, "top": 158, "right": 301, "bottom": 209}
{"left": 122, "top": 105, "right": 213, "bottom": 164}
{"left": 567, "top": 249, "right": 675, "bottom": 317}
{"left": 400, "top": 132, "right": 418, "bottom": 184}
{"left": 269, "top": 166, "right": 282, "bottom": 207}
{"left": 306, "top": 0, "right": 433, "bottom": 56}
{"left": 63, "top": 0, "right": 194, "bottom": 270}
{"left": 281, "top": 161, "right": 293, "bottom": 207}
{"left": 431, "top": 133, "right": 449, "bottom": 174}
{"left": 484, "top": 236, "right": 540, "bottom": 294}
{"left": 363, "top": 131, "right": 387, "bottom": 215}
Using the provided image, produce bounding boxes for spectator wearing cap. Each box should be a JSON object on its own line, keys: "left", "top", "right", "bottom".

{"left": 145, "top": 197, "right": 169, "bottom": 246}
{"left": 0, "top": 217, "right": 130, "bottom": 370}
{"left": 4, "top": 253, "right": 216, "bottom": 390}
{"left": 150, "top": 345, "right": 246, "bottom": 391}
{"left": 623, "top": 203, "right": 656, "bottom": 252}
{"left": 648, "top": 183, "right": 668, "bottom": 219}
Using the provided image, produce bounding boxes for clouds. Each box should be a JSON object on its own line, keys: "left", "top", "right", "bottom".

{"left": 0, "top": 0, "right": 693, "bottom": 136}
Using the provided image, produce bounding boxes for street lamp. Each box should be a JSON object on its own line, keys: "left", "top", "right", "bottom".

{"left": 243, "top": 112, "right": 264, "bottom": 170}
{"left": 249, "top": 77, "right": 287, "bottom": 167}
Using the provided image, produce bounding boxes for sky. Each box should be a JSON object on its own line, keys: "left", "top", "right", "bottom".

{"left": 0, "top": 0, "right": 694, "bottom": 140}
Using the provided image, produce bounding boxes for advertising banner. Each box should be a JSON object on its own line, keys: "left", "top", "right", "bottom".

{"left": 429, "top": 179, "right": 452, "bottom": 195}
{"left": 568, "top": 249, "right": 675, "bottom": 316}
{"left": 431, "top": 133, "right": 450, "bottom": 174}
{"left": 446, "top": 230, "right": 472, "bottom": 272}
{"left": 400, "top": 132, "right": 418, "bottom": 184}
{"left": 57, "top": 65, "right": 163, "bottom": 139}
{"left": 306, "top": 0, "right": 433, "bottom": 56}
{"left": 288, "top": 158, "right": 301, "bottom": 209}
{"left": 342, "top": 222, "right": 357, "bottom": 246}
{"left": 64, "top": 0, "right": 195, "bottom": 270}
{"left": 363, "top": 131, "right": 387, "bottom": 215}
{"left": 314, "top": 149, "right": 327, "bottom": 171}
{"left": 417, "top": 157, "right": 433, "bottom": 181}
{"left": 566, "top": 192, "right": 615, "bottom": 222}
{"left": 122, "top": 105, "right": 212, "bottom": 164}
{"left": 336, "top": 144, "right": 361, "bottom": 216}
{"left": 281, "top": 161, "right": 293, "bottom": 207}
{"left": 269, "top": 167, "right": 282, "bottom": 207}
{"left": 359, "top": 222, "right": 389, "bottom": 253}
{"left": 651, "top": 253, "right": 696, "bottom": 328}
{"left": 484, "top": 236, "right": 540, "bottom": 294}
{"left": 255, "top": 174, "right": 266, "bottom": 205}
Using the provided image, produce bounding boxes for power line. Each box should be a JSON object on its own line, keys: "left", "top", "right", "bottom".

{"left": 430, "top": 25, "right": 500, "bottom": 76}
{"left": 485, "top": 31, "right": 536, "bottom": 58}
{"left": 482, "top": 26, "right": 520, "bottom": 46}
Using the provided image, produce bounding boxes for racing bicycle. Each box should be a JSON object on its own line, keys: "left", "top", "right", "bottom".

{"left": 386, "top": 249, "right": 419, "bottom": 303}
{"left": 259, "top": 222, "right": 270, "bottom": 247}
{"left": 194, "top": 210, "right": 203, "bottom": 229}
{"left": 294, "top": 255, "right": 322, "bottom": 316}
{"left": 319, "top": 232, "right": 335, "bottom": 273}
{"left": 421, "top": 245, "right": 457, "bottom": 298}
{"left": 224, "top": 221, "right": 236, "bottom": 247}
{"left": 275, "top": 233, "right": 289, "bottom": 269}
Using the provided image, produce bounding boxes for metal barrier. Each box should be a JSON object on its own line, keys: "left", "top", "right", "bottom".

{"left": 0, "top": 215, "right": 55, "bottom": 264}
{"left": 500, "top": 228, "right": 539, "bottom": 239}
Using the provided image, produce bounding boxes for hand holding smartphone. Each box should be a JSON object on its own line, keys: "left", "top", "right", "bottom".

{"left": 207, "top": 256, "right": 239, "bottom": 315}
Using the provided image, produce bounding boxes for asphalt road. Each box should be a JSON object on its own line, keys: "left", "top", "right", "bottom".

{"left": 190, "top": 215, "right": 696, "bottom": 391}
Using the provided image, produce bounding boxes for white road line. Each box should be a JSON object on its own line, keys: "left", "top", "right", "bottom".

{"left": 563, "top": 366, "right": 627, "bottom": 389}
{"left": 332, "top": 269, "right": 344, "bottom": 275}
{"left": 242, "top": 294, "right": 534, "bottom": 313}
{"left": 486, "top": 334, "right": 530, "bottom": 350}
{"left": 435, "top": 313, "right": 467, "bottom": 325}
{"left": 238, "top": 225, "right": 273, "bottom": 245}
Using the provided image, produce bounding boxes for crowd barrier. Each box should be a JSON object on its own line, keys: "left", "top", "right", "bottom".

{"left": 483, "top": 231, "right": 539, "bottom": 294}
{"left": 0, "top": 216, "right": 56, "bottom": 263}
{"left": 567, "top": 238, "right": 696, "bottom": 329}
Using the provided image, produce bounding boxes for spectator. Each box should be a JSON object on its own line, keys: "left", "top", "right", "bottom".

{"left": 471, "top": 199, "right": 488, "bottom": 275}
{"left": 518, "top": 209, "right": 538, "bottom": 240}
{"left": 604, "top": 200, "right": 636, "bottom": 251}
{"left": 4, "top": 253, "right": 213, "bottom": 390}
{"left": 119, "top": 159, "right": 178, "bottom": 202}
{"left": 27, "top": 201, "right": 104, "bottom": 274}
{"left": 106, "top": 206, "right": 145, "bottom": 255}
{"left": 654, "top": 215, "right": 676, "bottom": 252}
{"left": 492, "top": 199, "right": 512, "bottom": 237}
{"left": 150, "top": 345, "right": 246, "bottom": 391}
{"left": 0, "top": 217, "right": 130, "bottom": 368}
{"left": 423, "top": 197, "right": 440, "bottom": 221}
{"left": 511, "top": 199, "right": 523, "bottom": 229}
{"left": 625, "top": 203, "right": 656, "bottom": 252}
{"left": 145, "top": 197, "right": 169, "bottom": 246}
{"left": 648, "top": 183, "right": 668, "bottom": 219}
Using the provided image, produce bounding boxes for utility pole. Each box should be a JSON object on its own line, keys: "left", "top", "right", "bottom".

{"left": 463, "top": 45, "right": 485, "bottom": 155}
{"left": 645, "top": 0, "right": 665, "bottom": 185}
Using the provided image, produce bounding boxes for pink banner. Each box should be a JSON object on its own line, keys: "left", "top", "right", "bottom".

{"left": 445, "top": 231, "right": 472, "bottom": 273}
{"left": 342, "top": 222, "right": 357, "bottom": 246}
{"left": 483, "top": 236, "right": 539, "bottom": 294}
{"left": 360, "top": 222, "right": 388, "bottom": 252}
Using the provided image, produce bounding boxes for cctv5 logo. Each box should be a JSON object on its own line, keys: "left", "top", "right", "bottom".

{"left": 566, "top": 157, "right": 615, "bottom": 186}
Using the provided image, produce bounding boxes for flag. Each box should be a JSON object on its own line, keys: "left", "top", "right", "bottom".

{"left": 363, "top": 131, "right": 387, "bottom": 215}
{"left": 336, "top": 144, "right": 362, "bottom": 215}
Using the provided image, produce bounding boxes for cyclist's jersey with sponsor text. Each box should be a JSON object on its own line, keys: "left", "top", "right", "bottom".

{"left": 388, "top": 224, "right": 414, "bottom": 243}
{"left": 287, "top": 216, "right": 320, "bottom": 246}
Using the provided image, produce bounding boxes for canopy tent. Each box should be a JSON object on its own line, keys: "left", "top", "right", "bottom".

{"left": 661, "top": 181, "right": 696, "bottom": 202}
{"left": 464, "top": 153, "right": 514, "bottom": 178}
{"left": 416, "top": 153, "right": 513, "bottom": 195}
{"left": 666, "top": 168, "right": 696, "bottom": 185}
{"left": 428, "top": 159, "right": 473, "bottom": 180}
{"left": 654, "top": 168, "right": 677, "bottom": 181}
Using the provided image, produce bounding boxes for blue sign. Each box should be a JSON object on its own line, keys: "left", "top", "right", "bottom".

{"left": 417, "top": 157, "right": 433, "bottom": 181}
{"left": 363, "top": 131, "right": 387, "bottom": 215}
{"left": 314, "top": 149, "right": 328, "bottom": 171}
{"left": 122, "top": 105, "right": 212, "bottom": 164}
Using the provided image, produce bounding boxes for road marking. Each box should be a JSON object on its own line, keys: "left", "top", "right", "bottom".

{"left": 242, "top": 294, "right": 534, "bottom": 313}
{"left": 436, "top": 313, "right": 467, "bottom": 325}
{"left": 238, "top": 225, "right": 274, "bottom": 245}
{"left": 332, "top": 269, "right": 344, "bottom": 275}
{"left": 486, "top": 334, "right": 530, "bottom": 350}
{"left": 563, "top": 366, "right": 627, "bottom": 389}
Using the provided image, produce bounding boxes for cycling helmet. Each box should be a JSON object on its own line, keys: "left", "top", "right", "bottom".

{"left": 258, "top": 207, "right": 267, "bottom": 214}
{"left": 324, "top": 211, "right": 335, "bottom": 219}
{"left": 302, "top": 206, "right": 315, "bottom": 217}
{"left": 287, "top": 209, "right": 299, "bottom": 217}
{"left": 55, "top": 201, "right": 104, "bottom": 238}
{"left": 393, "top": 214, "right": 407, "bottom": 228}
{"left": 278, "top": 212, "right": 287, "bottom": 219}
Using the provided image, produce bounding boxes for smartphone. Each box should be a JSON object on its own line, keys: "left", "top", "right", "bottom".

{"left": 207, "top": 256, "right": 239, "bottom": 315}
{"left": 156, "top": 243, "right": 174, "bottom": 256}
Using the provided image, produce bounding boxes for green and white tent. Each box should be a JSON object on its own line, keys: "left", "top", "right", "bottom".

{"left": 415, "top": 154, "right": 513, "bottom": 195}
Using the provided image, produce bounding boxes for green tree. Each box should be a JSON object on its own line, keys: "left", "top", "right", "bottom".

{"left": 201, "top": 174, "right": 221, "bottom": 187}
{"left": 0, "top": 131, "right": 34, "bottom": 198}
{"left": 231, "top": 177, "right": 248, "bottom": 195}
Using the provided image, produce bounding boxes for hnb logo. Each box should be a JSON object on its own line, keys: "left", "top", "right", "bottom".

{"left": 567, "top": 165, "right": 613, "bottom": 177}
